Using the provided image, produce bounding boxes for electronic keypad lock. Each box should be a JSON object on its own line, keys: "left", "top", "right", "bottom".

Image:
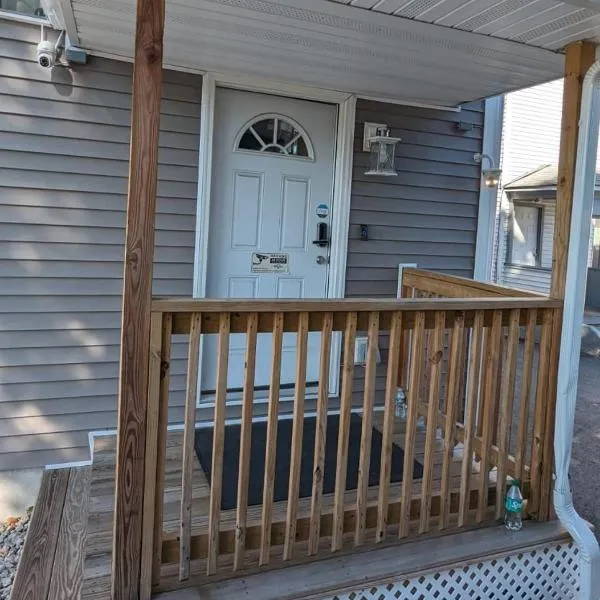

{"left": 312, "top": 222, "right": 330, "bottom": 247}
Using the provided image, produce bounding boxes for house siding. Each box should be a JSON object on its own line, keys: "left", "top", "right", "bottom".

{"left": 347, "top": 99, "right": 483, "bottom": 401}
{"left": 0, "top": 21, "right": 201, "bottom": 469}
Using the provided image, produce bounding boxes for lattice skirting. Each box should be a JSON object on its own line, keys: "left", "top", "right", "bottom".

{"left": 325, "top": 541, "right": 579, "bottom": 600}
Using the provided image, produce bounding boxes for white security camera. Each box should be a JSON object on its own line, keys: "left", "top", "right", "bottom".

{"left": 37, "top": 39, "right": 57, "bottom": 69}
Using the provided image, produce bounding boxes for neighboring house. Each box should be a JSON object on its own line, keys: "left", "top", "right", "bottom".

{"left": 494, "top": 81, "right": 600, "bottom": 299}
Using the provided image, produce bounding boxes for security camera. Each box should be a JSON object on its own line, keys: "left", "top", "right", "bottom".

{"left": 36, "top": 26, "right": 64, "bottom": 70}
{"left": 37, "top": 39, "right": 57, "bottom": 69}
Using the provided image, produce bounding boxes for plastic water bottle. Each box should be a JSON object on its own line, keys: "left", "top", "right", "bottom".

{"left": 504, "top": 480, "right": 524, "bottom": 531}
{"left": 395, "top": 388, "right": 407, "bottom": 420}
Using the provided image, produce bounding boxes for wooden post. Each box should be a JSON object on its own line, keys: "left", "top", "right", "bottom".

{"left": 543, "top": 41, "right": 595, "bottom": 520}
{"left": 112, "top": 0, "right": 165, "bottom": 597}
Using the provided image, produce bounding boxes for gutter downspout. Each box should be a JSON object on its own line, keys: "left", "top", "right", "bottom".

{"left": 554, "top": 58, "right": 600, "bottom": 600}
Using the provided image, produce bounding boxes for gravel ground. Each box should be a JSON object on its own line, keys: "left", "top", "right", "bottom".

{"left": 571, "top": 354, "right": 600, "bottom": 538}
{"left": 0, "top": 508, "right": 31, "bottom": 600}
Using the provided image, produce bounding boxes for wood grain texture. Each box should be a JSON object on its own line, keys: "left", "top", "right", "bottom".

{"left": 355, "top": 312, "right": 380, "bottom": 546}
{"left": 207, "top": 313, "right": 231, "bottom": 575}
{"left": 376, "top": 311, "right": 403, "bottom": 542}
{"left": 419, "top": 311, "right": 445, "bottom": 534}
{"left": 284, "top": 312, "right": 309, "bottom": 560}
{"left": 332, "top": 312, "right": 358, "bottom": 552}
{"left": 11, "top": 469, "right": 70, "bottom": 600}
{"left": 458, "top": 311, "right": 484, "bottom": 527}
{"left": 234, "top": 313, "right": 258, "bottom": 571}
{"left": 180, "top": 313, "right": 202, "bottom": 581}
{"left": 153, "top": 312, "right": 173, "bottom": 586}
{"left": 308, "top": 312, "right": 333, "bottom": 556}
{"left": 259, "top": 312, "right": 284, "bottom": 566}
{"left": 399, "top": 312, "right": 425, "bottom": 538}
{"left": 47, "top": 467, "right": 91, "bottom": 600}
{"left": 439, "top": 311, "right": 465, "bottom": 530}
{"left": 141, "top": 313, "right": 164, "bottom": 597}
{"left": 112, "top": 0, "right": 165, "bottom": 596}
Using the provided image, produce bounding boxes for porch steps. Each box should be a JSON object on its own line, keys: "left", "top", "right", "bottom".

{"left": 154, "top": 520, "right": 571, "bottom": 600}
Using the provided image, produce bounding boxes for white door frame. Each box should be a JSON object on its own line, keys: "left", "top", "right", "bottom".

{"left": 193, "top": 72, "right": 357, "bottom": 400}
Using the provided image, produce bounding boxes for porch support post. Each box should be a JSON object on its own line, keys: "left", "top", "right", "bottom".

{"left": 537, "top": 42, "right": 597, "bottom": 522}
{"left": 112, "top": 0, "right": 165, "bottom": 598}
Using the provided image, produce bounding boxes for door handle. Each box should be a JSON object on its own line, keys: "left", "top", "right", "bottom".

{"left": 316, "top": 255, "right": 329, "bottom": 265}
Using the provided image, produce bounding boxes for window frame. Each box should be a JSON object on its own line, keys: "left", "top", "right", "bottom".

{"left": 506, "top": 200, "right": 544, "bottom": 269}
{"left": 0, "top": 0, "right": 48, "bottom": 24}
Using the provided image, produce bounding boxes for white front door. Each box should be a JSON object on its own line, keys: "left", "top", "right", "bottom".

{"left": 203, "top": 88, "right": 337, "bottom": 393}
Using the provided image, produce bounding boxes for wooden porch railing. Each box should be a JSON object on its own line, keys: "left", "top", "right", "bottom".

{"left": 138, "top": 272, "right": 560, "bottom": 591}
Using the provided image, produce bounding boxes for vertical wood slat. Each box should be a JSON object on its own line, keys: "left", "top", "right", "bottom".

{"left": 419, "top": 311, "right": 446, "bottom": 534}
{"left": 529, "top": 308, "right": 554, "bottom": 518}
{"left": 476, "top": 310, "right": 503, "bottom": 523}
{"left": 112, "top": 0, "right": 165, "bottom": 596}
{"left": 376, "top": 311, "right": 403, "bottom": 542}
{"left": 179, "top": 313, "right": 202, "bottom": 581}
{"left": 152, "top": 312, "right": 172, "bottom": 586}
{"left": 308, "top": 312, "right": 333, "bottom": 556}
{"left": 233, "top": 313, "right": 258, "bottom": 571}
{"left": 332, "top": 312, "right": 358, "bottom": 552}
{"left": 399, "top": 312, "right": 425, "bottom": 539}
{"left": 140, "top": 312, "right": 163, "bottom": 599}
{"left": 476, "top": 329, "right": 489, "bottom": 438}
{"left": 515, "top": 309, "right": 537, "bottom": 482}
{"left": 259, "top": 312, "right": 284, "bottom": 566}
{"left": 439, "top": 311, "right": 465, "bottom": 530}
{"left": 458, "top": 310, "right": 484, "bottom": 527}
{"left": 283, "top": 312, "right": 310, "bottom": 561}
{"left": 495, "top": 309, "right": 521, "bottom": 519}
{"left": 355, "top": 312, "right": 380, "bottom": 547}
{"left": 207, "top": 313, "right": 231, "bottom": 576}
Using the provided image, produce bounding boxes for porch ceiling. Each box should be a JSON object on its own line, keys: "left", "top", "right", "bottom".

{"left": 62, "top": 0, "right": 594, "bottom": 106}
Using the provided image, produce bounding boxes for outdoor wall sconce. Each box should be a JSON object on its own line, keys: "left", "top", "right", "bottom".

{"left": 364, "top": 124, "right": 401, "bottom": 176}
{"left": 474, "top": 152, "right": 502, "bottom": 188}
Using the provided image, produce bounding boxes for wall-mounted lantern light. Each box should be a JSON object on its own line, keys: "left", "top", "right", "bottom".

{"left": 364, "top": 123, "right": 401, "bottom": 177}
{"left": 474, "top": 152, "right": 502, "bottom": 188}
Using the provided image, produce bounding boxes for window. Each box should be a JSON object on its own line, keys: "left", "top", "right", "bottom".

{"left": 0, "top": 0, "right": 45, "bottom": 18}
{"left": 236, "top": 115, "right": 314, "bottom": 160}
{"left": 509, "top": 204, "right": 543, "bottom": 267}
{"left": 591, "top": 218, "right": 600, "bottom": 269}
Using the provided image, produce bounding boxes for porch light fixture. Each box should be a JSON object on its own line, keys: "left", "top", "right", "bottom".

{"left": 365, "top": 126, "right": 401, "bottom": 177}
{"left": 474, "top": 152, "right": 502, "bottom": 188}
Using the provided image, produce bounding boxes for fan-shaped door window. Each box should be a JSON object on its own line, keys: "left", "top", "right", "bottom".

{"left": 235, "top": 114, "right": 314, "bottom": 160}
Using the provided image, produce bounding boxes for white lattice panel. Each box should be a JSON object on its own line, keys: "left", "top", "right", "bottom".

{"left": 327, "top": 542, "right": 579, "bottom": 600}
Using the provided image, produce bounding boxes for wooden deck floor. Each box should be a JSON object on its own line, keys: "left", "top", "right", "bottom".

{"left": 11, "top": 414, "right": 500, "bottom": 599}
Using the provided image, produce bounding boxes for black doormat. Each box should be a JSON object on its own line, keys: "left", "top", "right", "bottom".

{"left": 194, "top": 413, "right": 424, "bottom": 511}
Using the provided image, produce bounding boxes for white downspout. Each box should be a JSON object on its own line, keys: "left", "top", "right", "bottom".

{"left": 554, "top": 59, "right": 600, "bottom": 600}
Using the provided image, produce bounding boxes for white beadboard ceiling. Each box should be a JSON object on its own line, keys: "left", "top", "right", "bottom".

{"left": 60, "top": 0, "right": 600, "bottom": 106}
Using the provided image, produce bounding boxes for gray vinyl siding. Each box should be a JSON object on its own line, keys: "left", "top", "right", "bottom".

{"left": 0, "top": 21, "right": 200, "bottom": 470}
{"left": 347, "top": 99, "right": 483, "bottom": 402}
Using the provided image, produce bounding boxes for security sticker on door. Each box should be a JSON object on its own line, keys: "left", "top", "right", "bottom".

{"left": 251, "top": 252, "right": 289, "bottom": 273}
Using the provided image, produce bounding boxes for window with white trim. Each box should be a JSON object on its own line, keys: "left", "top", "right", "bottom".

{"left": 236, "top": 115, "right": 314, "bottom": 159}
{"left": 0, "top": 0, "right": 45, "bottom": 18}
{"left": 509, "top": 204, "right": 543, "bottom": 267}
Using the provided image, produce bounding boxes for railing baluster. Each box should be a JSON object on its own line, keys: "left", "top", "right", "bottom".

{"left": 376, "top": 311, "right": 403, "bottom": 542}
{"left": 284, "top": 312, "right": 309, "bottom": 561}
{"left": 399, "top": 311, "right": 425, "bottom": 538}
{"left": 259, "top": 312, "right": 284, "bottom": 566}
{"left": 439, "top": 311, "right": 465, "bottom": 530}
{"left": 529, "top": 308, "right": 553, "bottom": 518}
{"left": 476, "top": 310, "right": 503, "bottom": 523}
{"left": 419, "top": 311, "right": 445, "bottom": 534}
{"left": 331, "top": 312, "right": 358, "bottom": 552}
{"left": 233, "top": 313, "right": 258, "bottom": 571}
{"left": 141, "top": 312, "right": 164, "bottom": 598}
{"left": 308, "top": 312, "right": 333, "bottom": 556}
{"left": 515, "top": 309, "right": 537, "bottom": 482}
{"left": 355, "top": 311, "right": 380, "bottom": 547}
{"left": 207, "top": 313, "right": 230, "bottom": 576}
{"left": 458, "top": 310, "right": 484, "bottom": 527}
{"left": 496, "top": 309, "right": 520, "bottom": 519}
{"left": 179, "top": 312, "right": 202, "bottom": 581}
